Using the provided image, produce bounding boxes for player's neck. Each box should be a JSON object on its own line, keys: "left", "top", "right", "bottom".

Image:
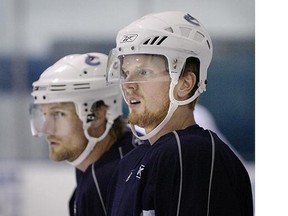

{"left": 76, "top": 134, "right": 115, "bottom": 171}
{"left": 148, "top": 106, "right": 195, "bottom": 145}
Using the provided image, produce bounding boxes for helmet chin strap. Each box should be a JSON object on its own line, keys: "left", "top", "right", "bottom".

{"left": 130, "top": 102, "right": 178, "bottom": 140}
{"left": 67, "top": 110, "right": 115, "bottom": 167}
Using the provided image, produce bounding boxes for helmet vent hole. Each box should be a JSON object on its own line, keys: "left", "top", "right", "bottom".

{"left": 150, "top": 36, "right": 159, "bottom": 45}
{"left": 143, "top": 36, "right": 168, "bottom": 46}
{"left": 164, "top": 27, "right": 173, "bottom": 33}
{"left": 157, "top": 36, "right": 168, "bottom": 45}
{"left": 43, "top": 96, "right": 46, "bottom": 100}
{"left": 180, "top": 27, "right": 191, "bottom": 38}
{"left": 206, "top": 40, "right": 211, "bottom": 49}
{"left": 143, "top": 39, "right": 150, "bottom": 45}
{"left": 193, "top": 31, "right": 205, "bottom": 43}
{"left": 84, "top": 70, "right": 87, "bottom": 74}
{"left": 73, "top": 83, "right": 90, "bottom": 90}
{"left": 50, "top": 84, "right": 66, "bottom": 91}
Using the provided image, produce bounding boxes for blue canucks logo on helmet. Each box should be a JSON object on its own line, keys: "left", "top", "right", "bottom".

{"left": 85, "top": 54, "right": 101, "bottom": 66}
{"left": 184, "top": 14, "right": 200, "bottom": 26}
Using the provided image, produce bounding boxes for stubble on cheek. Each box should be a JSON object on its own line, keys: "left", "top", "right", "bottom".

{"left": 128, "top": 99, "right": 170, "bottom": 128}
{"left": 48, "top": 143, "right": 84, "bottom": 162}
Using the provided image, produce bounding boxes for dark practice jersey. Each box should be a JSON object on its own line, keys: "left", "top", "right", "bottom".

{"left": 107, "top": 124, "right": 253, "bottom": 216}
{"left": 69, "top": 130, "right": 139, "bottom": 216}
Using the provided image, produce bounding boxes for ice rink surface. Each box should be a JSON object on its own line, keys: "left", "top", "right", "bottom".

{"left": 0, "top": 161, "right": 254, "bottom": 216}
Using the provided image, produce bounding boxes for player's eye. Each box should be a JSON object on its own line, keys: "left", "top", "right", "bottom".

{"left": 121, "top": 69, "right": 128, "bottom": 80}
{"left": 139, "top": 69, "right": 150, "bottom": 76}
{"left": 52, "top": 111, "right": 66, "bottom": 119}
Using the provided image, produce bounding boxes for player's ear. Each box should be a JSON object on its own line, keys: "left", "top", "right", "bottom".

{"left": 91, "top": 106, "right": 107, "bottom": 127}
{"left": 175, "top": 71, "right": 196, "bottom": 99}
{"left": 87, "top": 105, "right": 108, "bottom": 137}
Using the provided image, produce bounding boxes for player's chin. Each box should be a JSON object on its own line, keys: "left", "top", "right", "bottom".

{"left": 49, "top": 155, "right": 63, "bottom": 162}
{"left": 49, "top": 149, "right": 65, "bottom": 161}
{"left": 128, "top": 114, "right": 146, "bottom": 128}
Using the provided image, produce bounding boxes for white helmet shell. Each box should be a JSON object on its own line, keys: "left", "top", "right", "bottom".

{"left": 32, "top": 53, "right": 122, "bottom": 125}
{"left": 116, "top": 11, "right": 212, "bottom": 96}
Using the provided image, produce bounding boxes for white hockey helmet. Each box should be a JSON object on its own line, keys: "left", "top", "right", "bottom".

{"left": 30, "top": 52, "right": 123, "bottom": 166}
{"left": 108, "top": 11, "right": 213, "bottom": 104}
{"left": 107, "top": 11, "right": 213, "bottom": 140}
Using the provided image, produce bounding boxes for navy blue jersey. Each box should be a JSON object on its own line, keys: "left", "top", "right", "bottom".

{"left": 107, "top": 125, "right": 253, "bottom": 216}
{"left": 69, "top": 130, "right": 138, "bottom": 216}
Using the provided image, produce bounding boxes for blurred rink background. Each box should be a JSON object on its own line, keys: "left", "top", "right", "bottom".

{"left": 0, "top": 0, "right": 254, "bottom": 215}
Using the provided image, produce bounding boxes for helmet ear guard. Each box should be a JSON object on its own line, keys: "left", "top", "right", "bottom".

{"left": 31, "top": 52, "right": 123, "bottom": 166}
